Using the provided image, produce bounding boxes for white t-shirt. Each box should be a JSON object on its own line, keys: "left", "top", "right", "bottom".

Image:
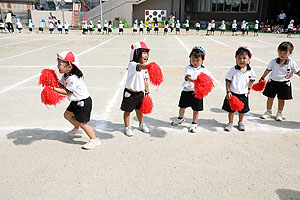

{"left": 207, "top": 23, "right": 211, "bottom": 30}
{"left": 232, "top": 23, "right": 237, "bottom": 29}
{"left": 196, "top": 23, "right": 200, "bottom": 28}
{"left": 226, "top": 65, "right": 256, "bottom": 94}
{"left": 139, "top": 23, "right": 144, "bottom": 29}
{"left": 0, "top": 22, "right": 5, "bottom": 28}
{"left": 164, "top": 24, "right": 169, "bottom": 28}
{"left": 17, "top": 21, "right": 22, "bottom": 29}
{"left": 148, "top": 23, "right": 151, "bottom": 28}
{"left": 176, "top": 23, "right": 180, "bottom": 28}
{"left": 211, "top": 22, "right": 215, "bottom": 29}
{"left": 241, "top": 22, "right": 246, "bottom": 29}
{"left": 288, "top": 23, "right": 293, "bottom": 29}
{"left": 104, "top": 22, "right": 108, "bottom": 28}
{"left": 58, "top": 23, "right": 62, "bottom": 29}
{"left": 221, "top": 23, "right": 225, "bottom": 30}
{"left": 49, "top": 22, "right": 54, "bottom": 29}
{"left": 182, "top": 65, "right": 212, "bottom": 91}
{"left": 133, "top": 23, "right": 138, "bottom": 30}
{"left": 267, "top": 58, "right": 300, "bottom": 81}
{"left": 89, "top": 24, "right": 93, "bottom": 29}
{"left": 119, "top": 23, "right": 124, "bottom": 28}
{"left": 185, "top": 23, "right": 189, "bottom": 28}
{"left": 82, "top": 24, "right": 88, "bottom": 29}
{"left": 60, "top": 74, "right": 90, "bottom": 101}
{"left": 279, "top": 13, "right": 286, "bottom": 20}
{"left": 39, "top": 21, "right": 44, "bottom": 28}
{"left": 97, "top": 23, "right": 102, "bottom": 29}
{"left": 125, "top": 61, "right": 149, "bottom": 92}
{"left": 108, "top": 24, "right": 112, "bottom": 29}
{"left": 255, "top": 23, "right": 259, "bottom": 29}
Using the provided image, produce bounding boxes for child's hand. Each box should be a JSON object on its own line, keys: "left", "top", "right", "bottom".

{"left": 259, "top": 77, "right": 264, "bottom": 82}
{"left": 226, "top": 92, "right": 232, "bottom": 100}
{"left": 145, "top": 92, "right": 150, "bottom": 96}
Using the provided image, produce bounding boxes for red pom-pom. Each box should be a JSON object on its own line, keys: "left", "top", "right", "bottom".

{"left": 146, "top": 62, "right": 164, "bottom": 86}
{"left": 193, "top": 73, "right": 215, "bottom": 99}
{"left": 252, "top": 80, "right": 266, "bottom": 92}
{"left": 140, "top": 95, "right": 153, "bottom": 114}
{"left": 39, "top": 69, "right": 60, "bottom": 87}
{"left": 41, "top": 86, "right": 65, "bottom": 106}
{"left": 228, "top": 95, "right": 244, "bottom": 112}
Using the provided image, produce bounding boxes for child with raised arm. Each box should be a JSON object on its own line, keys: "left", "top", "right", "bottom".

{"left": 260, "top": 42, "right": 300, "bottom": 121}
{"left": 222, "top": 47, "right": 256, "bottom": 131}
{"left": 53, "top": 51, "right": 100, "bottom": 150}
{"left": 121, "top": 42, "right": 151, "bottom": 137}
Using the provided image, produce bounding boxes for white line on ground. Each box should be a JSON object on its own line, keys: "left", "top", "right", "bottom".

{"left": 1, "top": 34, "right": 58, "bottom": 47}
{"left": 230, "top": 39, "right": 254, "bottom": 48}
{"left": 0, "top": 33, "right": 31, "bottom": 40}
{"left": 0, "top": 35, "right": 120, "bottom": 94}
{"left": 257, "top": 39, "right": 277, "bottom": 47}
{"left": 204, "top": 36, "right": 231, "bottom": 47}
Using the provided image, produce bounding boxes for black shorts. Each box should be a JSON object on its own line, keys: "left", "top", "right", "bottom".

{"left": 89, "top": 28, "right": 93, "bottom": 31}
{"left": 196, "top": 27, "right": 200, "bottom": 31}
{"left": 133, "top": 29, "right": 137, "bottom": 32}
{"left": 154, "top": 27, "right": 159, "bottom": 31}
{"left": 139, "top": 28, "right": 143, "bottom": 32}
{"left": 39, "top": 27, "right": 43, "bottom": 31}
{"left": 0, "top": 27, "right": 4, "bottom": 30}
{"left": 241, "top": 28, "right": 246, "bottom": 32}
{"left": 119, "top": 28, "right": 123, "bottom": 32}
{"left": 186, "top": 27, "right": 189, "bottom": 31}
{"left": 232, "top": 28, "right": 237, "bottom": 32}
{"left": 98, "top": 28, "right": 101, "bottom": 32}
{"left": 67, "top": 97, "right": 92, "bottom": 123}
{"left": 120, "top": 88, "right": 144, "bottom": 112}
{"left": 211, "top": 28, "right": 215, "bottom": 31}
{"left": 288, "top": 29, "right": 293, "bottom": 33}
{"left": 58, "top": 28, "right": 62, "bottom": 31}
{"left": 164, "top": 28, "right": 168, "bottom": 32}
{"left": 83, "top": 28, "right": 88, "bottom": 32}
{"left": 49, "top": 28, "right": 53, "bottom": 31}
{"left": 108, "top": 28, "right": 112, "bottom": 32}
{"left": 103, "top": 27, "right": 107, "bottom": 31}
{"left": 263, "top": 80, "right": 292, "bottom": 100}
{"left": 222, "top": 92, "right": 250, "bottom": 113}
{"left": 178, "top": 91, "right": 203, "bottom": 111}
{"left": 29, "top": 28, "right": 32, "bottom": 31}
{"left": 65, "top": 29, "right": 69, "bottom": 32}
{"left": 147, "top": 27, "right": 151, "bottom": 31}
{"left": 254, "top": 29, "right": 258, "bottom": 33}
{"left": 176, "top": 28, "right": 180, "bottom": 32}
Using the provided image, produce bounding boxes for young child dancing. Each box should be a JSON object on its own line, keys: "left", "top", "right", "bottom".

{"left": 120, "top": 41, "right": 151, "bottom": 136}
{"left": 222, "top": 47, "right": 256, "bottom": 131}
{"left": 259, "top": 41, "right": 300, "bottom": 121}
{"left": 53, "top": 51, "right": 100, "bottom": 150}
{"left": 171, "top": 46, "right": 211, "bottom": 133}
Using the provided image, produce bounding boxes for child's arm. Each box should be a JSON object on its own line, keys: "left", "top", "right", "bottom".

{"left": 225, "top": 81, "right": 232, "bottom": 99}
{"left": 144, "top": 80, "right": 149, "bottom": 95}
{"left": 259, "top": 69, "right": 271, "bottom": 81}
{"left": 52, "top": 87, "right": 70, "bottom": 96}
{"left": 248, "top": 80, "right": 255, "bottom": 94}
{"left": 185, "top": 75, "right": 195, "bottom": 82}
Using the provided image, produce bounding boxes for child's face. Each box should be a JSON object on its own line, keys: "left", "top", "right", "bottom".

{"left": 57, "top": 59, "right": 72, "bottom": 74}
{"left": 236, "top": 53, "right": 250, "bottom": 68}
{"left": 190, "top": 55, "right": 203, "bottom": 68}
{"left": 278, "top": 50, "right": 291, "bottom": 61}
{"left": 139, "top": 51, "right": 149, "bottom": 64}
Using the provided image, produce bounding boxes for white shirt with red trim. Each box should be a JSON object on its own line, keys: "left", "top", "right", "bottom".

{"left": 267, "top": 58, "right": 300, "bottom": 82}
{"left": 125, "top": 61, "right": 149, "bottom": 92}
{"left": 60, "top": 75, "right": 90, "bottom": 101}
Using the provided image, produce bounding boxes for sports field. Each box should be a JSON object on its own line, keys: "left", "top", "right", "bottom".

{"left": 0, "top": 29, "right": 300, "bottom": 199}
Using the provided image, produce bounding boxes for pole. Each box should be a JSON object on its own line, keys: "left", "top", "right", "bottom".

{"left": 100, "top": 0, "right": 103, "bottom": 26}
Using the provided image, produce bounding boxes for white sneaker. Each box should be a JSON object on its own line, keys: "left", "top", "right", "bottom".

{"left": 275, "top": 112, "right": 283, "bottom": 121}
{"left": 261, "top": 111, "right": 272, "bottom": 119}
{"left": 139, "top": 123, "right": 150, "bottom": 133}
{"left": 224, "top": 123, "right": 233, "bottom": 132}
{"left": 124, "top": 126, "right": 133, "bottom": 137}
{"left": 171, "top": 117, "right": 186, "bottom": 126}
{"left": 189, "top": 123, "right": 197, "bottom": 133}
{"left": 82, "top": 138, "right": 101, "bottom": 150}
{"left": 67, "top": 127, "right": 84, "bottom": 136}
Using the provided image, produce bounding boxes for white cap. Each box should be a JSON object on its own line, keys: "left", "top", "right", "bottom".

{"left": 57, "top": 51, "right": 80, "bottom": 71}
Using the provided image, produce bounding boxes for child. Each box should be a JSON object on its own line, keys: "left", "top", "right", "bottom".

{"left": 164, "top": 21, "right": 169, "bottom": 35}
{"left": 185, "top": 20, "right": 189, "bottom": 34}
{"left": 16, "top": 18, "right": 22, "bottom": 33}
{"left": 0, "top": 19, "right": 5, "bottom": 32}
{"left": 147, "top": 21, "right": 151, "bottom": 34}
{"left": 97, "top": 20, "right": 102, "bottom": 34}
{"left": 38, "top": 19, "right": 45, "bottom": 34}
{"left": 287, "top": 20, "right": 294, "bottom": 38}
{"left": 171, "top": 46, "right": 211, "bottom": 133}
{"left": 133, "top": 19, "right": 138, "bottom": 34}
{"left": 57, "top": 20, "right": 63, "bottom": 34}
{"left": 222, "top": 47, "right": 256, "bottom": 131}
{"left": 154, "top": 20, "right": 159, "bottom": 35}
{"left": 108, "top": 21, "right": 112, "bottom": 35}
{"left": 88, "top": 20, "right": 94, "bottom": 35}
{"left": 220, "top": 20, "right": 226, "bottom": 36}
{"left": 119, "top": 20, "right": 124, "bottom": 35}
{"left": 241, "top": 20, "right": 246, "bottom": 36}
{"left": 49, "top": 19, "right": 54, "bottom": 34}
{"left": 254, "top": 20, "right": 259, "bottom": 37}
{"left": 259, "top": 42, "right": 300, "bottom": 121}
{"left": 232, "top": 19, "right": 237, "bottom": 36}
{"left": 139, "top": 20, "right": 144, "bottom": 34}
{"left": 195, "top": 20, "right": 200, "bottom": 35}
{"left": 211, "top": 19, "right": 215, "bottom": 36}
{"left": 53, "top": 51, "right": 100, "bottom": 149}
{"left": 28, "top": 19, "right": 33, "bottom": 33}
{"left": 82, "top": 20, "right": 88, "bottom": 34}
{"left": 64, "top": 20, "right": 69, "bottom": 34}
{"left": 103, "top": 20, "right": 108, "bottom": 34}
{"left": 206, "top": 20, "right": 211, "bottom": 36}
{"left": 175, "top": 20, "right": 180, "bottom": 35}
{"left": 120, "top": 41, "right": 151, "bottom": 136}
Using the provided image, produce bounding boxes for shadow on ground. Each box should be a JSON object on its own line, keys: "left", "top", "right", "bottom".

{"left": 275, "top": 189, "right": 300, "bottom": 200}
{"left": 7, "top": 128, "right": 114, "bottom": 146}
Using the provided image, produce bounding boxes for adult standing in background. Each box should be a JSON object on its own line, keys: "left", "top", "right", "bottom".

{"left": 5, "top": 11, "right": 15, "bottom": 33}
{"left": 169, "top": 13, "right": 175, "bottom": 32}
{"left": 278, "top": 10, "right": 286, "bottom": 27}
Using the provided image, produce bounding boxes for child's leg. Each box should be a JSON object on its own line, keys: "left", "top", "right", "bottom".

{"left": 266, "top": 97, "right": 275, "bottom": 110}
{"left": 192, "top": 110, "right": 199, "bottom": 123}
{"left": 123, "top": 111, "right": 131, "bottom": 127}
{"left": 80, "top": 122, "right": 97, "bottom": 139}
{"left": 179, "top": 107, "right": 185, "bottom": 118}
{"left": 238, "top": 113, "right": 245, "bottom": 123}
{"left": 228, "top": 112, "right": 234, "bottom": 123}
{"left": 64, "top": 110, "right": 80, "bottom": 128}
{"left": 277, "top": 98, "right": 285, "bottom": 112}
{"left": 135, "top": 109, "right": 144, "bottom": 124}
